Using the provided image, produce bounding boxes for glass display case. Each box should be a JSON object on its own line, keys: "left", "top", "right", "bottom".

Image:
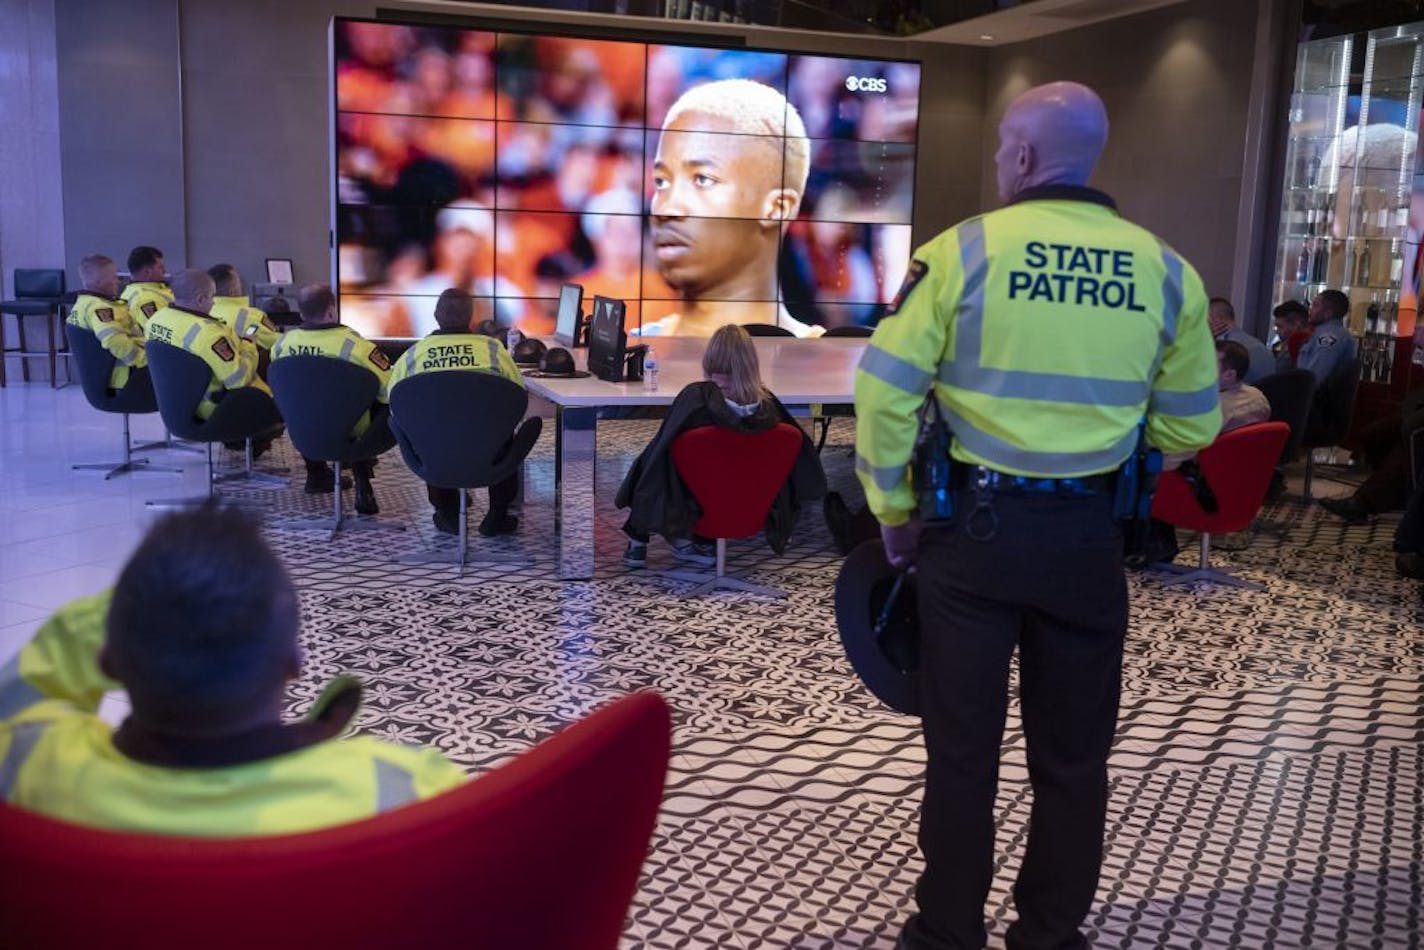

{"left": 1273, "top": 23, "right": 1424, "bottom": 394}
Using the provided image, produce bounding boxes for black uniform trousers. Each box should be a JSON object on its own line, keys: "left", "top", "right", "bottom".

{"left": 903, "top": 488, "right": 1127, "bottom": 950}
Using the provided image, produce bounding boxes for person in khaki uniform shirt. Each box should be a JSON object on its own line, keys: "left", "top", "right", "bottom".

{"left": 0, "top": 506, "right": 466, "bottom": 837}
{"left": 67, "top": 254, "right": 146, "bottom": 392}
{"left": 120, "top": 245, "right": 173, "bottom": 334}
{"left": 271, "top": 284, "right": 392, "bottom": 512}
{"left": 207, "top": 263, "right": 281, "bottom": 352}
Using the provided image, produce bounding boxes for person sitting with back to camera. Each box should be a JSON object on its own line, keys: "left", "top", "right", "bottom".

{"left": 67, "top": 253, "right": 148, "bottom": 393}
{"left": 615, "top": 324, "right": 826, "bottom": 568}
{"left": 0, "top": 505, "right": 465, "bottom": 836}
{"left": 144, "top": 268, "right": 284, "bottom": 457}
{"left": 388, "top": 287, "right": 526, "bottom": 538}
{"left": 207, "top": 263, "right": 281, "bottom": 352}
{"left": 270, "top": 283, "right": 391, "bottom": 514}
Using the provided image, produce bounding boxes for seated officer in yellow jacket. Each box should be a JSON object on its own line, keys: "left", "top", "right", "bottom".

{"left": 0, "top": 505, "right": 466, "bottom": 836}
{"left": 145, "top": 269, "right": 283, "bottom": 452}
{"left": 389, "top": 287, "right": 525, "bottom": 537}
{"left": 120, "top": 245, "right": 172, "bottom": 334}
{"left": 67, "top": 254, "right": 147, "bottom": 392}
{"left": 271, "top": 283, "right": 391, "bottom": 513}
{"left": 207, "top": 263, "right": 281, "bottom": 352}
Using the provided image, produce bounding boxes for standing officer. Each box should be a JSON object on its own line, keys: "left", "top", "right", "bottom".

{"left": 855, "top": 82, "right": 1221, "bottom": 950}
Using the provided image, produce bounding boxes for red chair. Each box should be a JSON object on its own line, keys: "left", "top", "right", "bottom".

{"left": 1150, "top": 421, "right": 1290, "bottom": 590}
{"left": 666, "top": 422, "right": 806, "bottom": 598}
{"left": 0, "top": 692, "right": 672, "bottom": 950}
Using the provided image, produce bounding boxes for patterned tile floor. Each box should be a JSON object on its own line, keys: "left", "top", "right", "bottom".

{"left": 1, "top": 383, "right": 1420, "bottom": 948}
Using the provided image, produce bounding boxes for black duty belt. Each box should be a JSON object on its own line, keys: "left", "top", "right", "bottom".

{"left": 954, "top": 466, "right": 1113, "bottom": 497}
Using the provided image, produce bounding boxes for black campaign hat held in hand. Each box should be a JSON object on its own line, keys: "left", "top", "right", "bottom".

{"left": 834, "top": 539, "right": 920, "bottom": 716}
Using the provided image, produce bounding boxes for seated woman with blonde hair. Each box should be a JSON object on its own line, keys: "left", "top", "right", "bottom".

{"left": 615, "top": 324, "right": 827, "bottom": 568}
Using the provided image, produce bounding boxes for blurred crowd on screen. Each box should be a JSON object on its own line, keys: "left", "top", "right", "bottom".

{"left": 333, "top": 21, "right": 919, "bottom": 337}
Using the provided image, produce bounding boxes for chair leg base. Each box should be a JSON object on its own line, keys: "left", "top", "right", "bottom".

{"left": 273, "top": 515, "right": 407, "bottom": 541}
{"left": 213, "top": 469, "right": 288, "bottom": 488}
{"left": 72, "top": 458, "right": 184, "bottom": 480}
{"left": 144, "top": 493, "right": 271, "bottom": 510}
{"left": 1149, "top": 560, "right": 1266, "bottom": 591}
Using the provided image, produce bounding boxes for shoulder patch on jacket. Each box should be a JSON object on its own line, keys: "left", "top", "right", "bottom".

{"left": 141, "top": 301, "right": 158, "bottom": 318}
{"left": 1317, "top": 335, "right": 1338, "bottom": 348}
{"left": 885, "top": 260, "right": 929, "bottom": 316}
{"left": 367, "top": 348, "right": 391, "bottom": 371}
{"left": 211, "top": 338, "right": 236, "bottom": 362}
{"left": 95, "top": 307, "right": 114, "bottom": 323}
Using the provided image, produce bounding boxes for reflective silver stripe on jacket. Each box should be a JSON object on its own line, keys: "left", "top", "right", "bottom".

{"left": 855, "top": 454, "right": 905, "bottom": 492}
{"left": 942, "top": 401, "right": 1139, "bottom": 476}
{"left": 374, "top": 759, "right": 417, "bottom": 812}
{"left": 939, "top": 216, "right": 1151, "bottom": 408}
{"left": 0, "top": 654, "right": 43, "bottom": 720}
{"left": 338, "top": 338, "right": 356, "bottom": 362}
{"left": 858, "top": 344, "right": 933, "bottom": 395}
{"left": 0, "top": 721, "right": 49, "bottom": 800}
{"left": 181, "top": 323, "right": 201, "bottom": 350}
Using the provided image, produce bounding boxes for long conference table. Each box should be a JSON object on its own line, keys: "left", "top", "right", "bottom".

{"left": 522, "top": 336, "right": 867, "bottom": 580}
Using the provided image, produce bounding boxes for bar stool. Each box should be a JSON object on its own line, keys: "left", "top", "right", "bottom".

{"left": 0, "top": 269, "right": 71, "bottom": 387}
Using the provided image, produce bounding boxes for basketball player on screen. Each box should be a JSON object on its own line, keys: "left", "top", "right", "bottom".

{"left": 640, "top": 79, "right": 825, "bottom": 338}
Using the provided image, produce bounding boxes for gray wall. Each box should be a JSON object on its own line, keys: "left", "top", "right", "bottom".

{"left": 56, "top": 0, "right": 185, "bottom": 278}
{"left": 980, "top": 0, "right": 1262, "bottom": 301}
{"left": 0, "top": 0, "right": 65, "bottom": 300}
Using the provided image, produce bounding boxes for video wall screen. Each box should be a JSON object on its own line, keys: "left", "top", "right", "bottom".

{"left": 332, "top": 19, "right": 920, "bottom": 338}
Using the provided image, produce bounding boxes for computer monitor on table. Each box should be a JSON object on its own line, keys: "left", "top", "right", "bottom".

{"left": 587, "top": 295, "right": 629, "bottom": 382}
{"left": 555, "top": 283, "right": 585, "bottom": 347}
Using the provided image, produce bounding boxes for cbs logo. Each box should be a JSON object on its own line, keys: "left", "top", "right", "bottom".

{"left": 844, "top": 76, "right": 888, "bottom": 93}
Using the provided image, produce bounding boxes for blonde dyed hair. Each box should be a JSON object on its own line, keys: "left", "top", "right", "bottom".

{"left": 702, "top": 324, "right": 767, "bottom": 406}
{"left": 663, "top": 79, "right": 810, "bottom": 197}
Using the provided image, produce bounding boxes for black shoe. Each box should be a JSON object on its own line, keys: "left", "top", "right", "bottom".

{"left": 478, "top": 511, "right": 519, "bottom": 536}
{"left": 354, "top": 477, "right": 378, "bottom": 515}
{"left": 1396, "top": 551, "right": 1424, "bottom": 580}
{"left": 432, "top": 509, "right": 460, "bottom": 535}
{"left": 304, "top": 465, "right": 353, "bottom": 494}
{"left": 1319, "top": 496, "right": 1371, "bottom": 524}
{"left": 623, "top": 540, "right": 648, "bottom": 568}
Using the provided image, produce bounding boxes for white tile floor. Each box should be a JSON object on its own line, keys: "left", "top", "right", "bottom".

{"left": 1, "top": 380, "right": 1420, "bottom": 948}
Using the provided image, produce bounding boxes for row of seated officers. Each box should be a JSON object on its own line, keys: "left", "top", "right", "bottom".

{"left": 66, "top": 249, "right": 529, "bottom": 535}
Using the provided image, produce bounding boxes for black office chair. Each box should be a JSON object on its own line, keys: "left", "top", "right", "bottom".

{"left": 741, "top": 323, "right": 795, "bottom": 338}
{"left": 388, "top": 371, "right": 542, "bottom": 576}
{"left": 1300, "top": 357, "right": 1361, "bottom": 502}
{"left": 823, "top": 325, "right": 874, "bottom": 337}
{"left": 0, "top": 269, "right": 70, "bottom": 387}
{"left": 65, "top": 325, "right": 183, "bottom": 480}
{"left": 268, "top": 356, "right": 401, "bottom": 539}
{"left": 144, "top": 341, "right": 286, "bottom": 507}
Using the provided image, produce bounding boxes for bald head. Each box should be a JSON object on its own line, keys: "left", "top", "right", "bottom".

{"left": 994, "top": 82, "right": 1109, "bottom": 203}
{"left": 171, "top": 268, "right": 217, "bottom": 314}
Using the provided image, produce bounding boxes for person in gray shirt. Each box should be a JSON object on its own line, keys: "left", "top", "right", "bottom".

{"left": 1298, "top": 289, "right": 1359, "bottom": 386}
{"left": 1208, "top": 297, "right": 1273, "bottom": 383}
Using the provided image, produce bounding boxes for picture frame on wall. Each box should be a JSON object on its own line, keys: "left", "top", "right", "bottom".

{"left": 265, "top": 258, "right": 294, "bottom": 285}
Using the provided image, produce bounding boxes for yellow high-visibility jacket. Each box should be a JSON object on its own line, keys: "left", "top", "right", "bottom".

{"left": 67, "top": 293, "right": 146, "bottom": 390}
{"left": 271, "top": 324, "right": 392, "bottom": 436}
{"left": 388, "top": 330, "right": 524, "bottom": 391}
{"left": 120, "top": 281, "right": 173, "bottom": 334}
{"left": 855, "top": 186, "right": 1222, "bottom": 525}
{"left": 145, "top": 304, "right": 268, "bottom": 419}
{"left": 0, "top": 593, "right": 466, "bottom": 837}
{"left": 211, "top": 296, "right": 281, "bottom": 351}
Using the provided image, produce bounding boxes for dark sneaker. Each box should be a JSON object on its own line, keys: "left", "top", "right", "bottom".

{"left": 354, "top": 477, "right": 378, "bottom": 515}
{"left": 478, "top": 511, "right": 519, "bottom": 536}
{"left": 623, "top": 540, "right": 648, "bottom": 568}
{"left": 432, "top": 509, "right": 460, "bottom": 535}
{"left": 823, "top": 491, "right": 855, "bottom": 555}
{"left": 1319, "top": 496, "right": 1371, "bottom": 524}
{"left": 672, "top": 538, "right": 717, "bottom": 567}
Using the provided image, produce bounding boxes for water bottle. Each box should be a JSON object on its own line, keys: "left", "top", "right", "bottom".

{"left": 642, "top": 346, "right": 659, "bottom": 392}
